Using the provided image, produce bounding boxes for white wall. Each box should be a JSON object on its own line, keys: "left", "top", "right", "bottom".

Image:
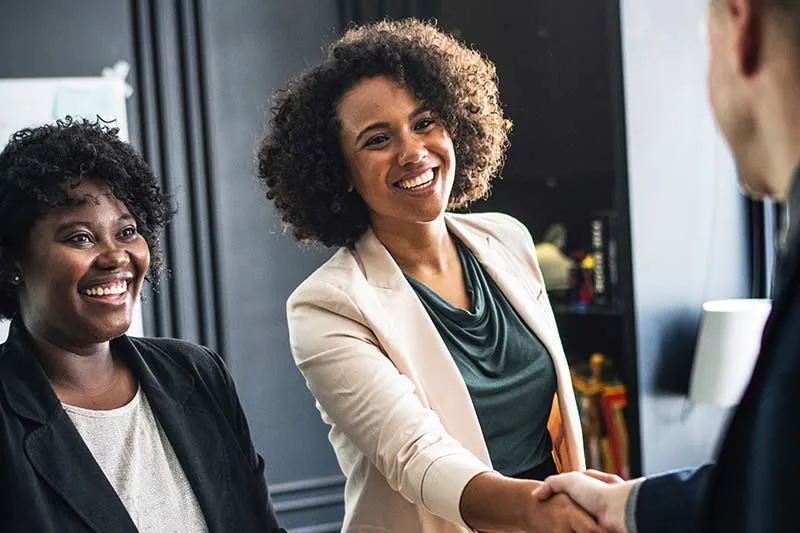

{"left": 620, "top": 1, "right": 750, "bottom": 474}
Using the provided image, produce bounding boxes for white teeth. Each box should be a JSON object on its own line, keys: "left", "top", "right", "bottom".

{"left": 396, "top": 169, "right": 435, "bottom": 190}
{"left": 83, "top": 281, "right": 128, "bottom": 297}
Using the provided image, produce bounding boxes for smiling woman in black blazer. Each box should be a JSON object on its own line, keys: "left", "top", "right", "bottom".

{"left": 0, "top": 117, "right": 285, "bottom": 533}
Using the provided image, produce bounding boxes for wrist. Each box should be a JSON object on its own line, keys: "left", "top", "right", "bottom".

{"left": 512, "top": 479, "right": 545, "bottom": 530}
{"left": 460, "top": 471, "right": 541, "bottom": 532}
{"left": 600, "top": 480, "right": 639, "bottom": 533}
{"left": 618, "top": 478, "right": 645, "bottom": 533}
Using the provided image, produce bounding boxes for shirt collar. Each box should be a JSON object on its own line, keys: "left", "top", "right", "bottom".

{"left": 780, "top": 166, "right": 800, "bottom": 253}
{"left": 787, "top": 166, "right": 800, "bottom": 232}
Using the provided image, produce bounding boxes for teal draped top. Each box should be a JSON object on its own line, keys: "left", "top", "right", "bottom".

{"left": 406, "top": 238, "right": 556, "bottom": 476}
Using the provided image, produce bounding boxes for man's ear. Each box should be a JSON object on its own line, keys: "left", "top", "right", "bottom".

{"left": 728, "top": 0, "right": 762, "bottom": 76}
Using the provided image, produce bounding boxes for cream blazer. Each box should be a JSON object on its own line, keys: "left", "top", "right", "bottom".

{"left": 287, "top": 212, "right": 585, "bottom": 532}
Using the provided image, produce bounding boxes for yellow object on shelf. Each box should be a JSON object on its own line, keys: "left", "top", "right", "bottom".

{"left": 571, "top": 353, "right": 630, "bottom": 478}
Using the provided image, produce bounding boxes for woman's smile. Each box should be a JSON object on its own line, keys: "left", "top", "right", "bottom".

{"left": 78, "top": 277, "right": 132, "bottom": 304}
{"left": 393, "top": 167, "right": 439, "bottom": 195}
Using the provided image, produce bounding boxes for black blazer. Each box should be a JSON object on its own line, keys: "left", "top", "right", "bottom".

{"left": 636, "top": 178, "right": 800, "bottom": 533}
{"left": 0, "top": 319, "right": 285, "bottom": 533}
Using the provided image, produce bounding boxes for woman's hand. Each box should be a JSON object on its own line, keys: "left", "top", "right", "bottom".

{"left": 520, "top": 491, "right": 607, "bottom": 533}
{"left": 531, "top": 471, "right": 637, "bottom": 533}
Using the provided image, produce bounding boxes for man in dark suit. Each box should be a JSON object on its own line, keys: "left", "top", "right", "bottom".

{"left": 532, "top": 0, "right": 800, "bottom": 531}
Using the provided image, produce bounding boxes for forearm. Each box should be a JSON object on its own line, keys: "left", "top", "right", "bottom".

{"left": 460, "top": 471, "right": 541, "bottom": 532}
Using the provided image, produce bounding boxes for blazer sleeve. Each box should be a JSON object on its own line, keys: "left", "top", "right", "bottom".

{"left": 287, "top": 279, "right": 492, "bottom": 529}
{"left": 200, "top": 346, "right": 286, "bottom": 533}
{"left": 634, "top": 464, "right": 714, "bottom": 533}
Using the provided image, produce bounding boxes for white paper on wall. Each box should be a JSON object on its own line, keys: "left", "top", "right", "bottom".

{"left": 0, "top": 70, "right": 143, "bottom": 342}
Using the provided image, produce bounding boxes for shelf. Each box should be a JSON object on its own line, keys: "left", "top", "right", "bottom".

{"left": 553, "top": 303, "right": 623, "bottom": 317}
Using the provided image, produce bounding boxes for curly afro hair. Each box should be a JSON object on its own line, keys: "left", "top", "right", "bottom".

{"left": 257, "top": 18, "right": 512, "bottom": 248}
{"left": 0, "top": 116, "right": 174, "bottom": 319}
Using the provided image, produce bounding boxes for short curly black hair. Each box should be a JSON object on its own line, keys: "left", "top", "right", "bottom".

{"left": 257, "top": 18, "right": 512, "bottom": 248}
{"left": 0, "top": 116, "right": 173, "bottom": 319}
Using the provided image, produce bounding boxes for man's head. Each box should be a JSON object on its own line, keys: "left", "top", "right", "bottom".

{"left": 707, "top": 0, "right": 800, "bottom": 199}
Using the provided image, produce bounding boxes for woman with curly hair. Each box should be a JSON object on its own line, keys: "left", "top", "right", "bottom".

{"left": 258, "top": 19, "right": 596, "bottom": 533}
{"left": 0, "top": 118, "right": 285, "bottom": 533}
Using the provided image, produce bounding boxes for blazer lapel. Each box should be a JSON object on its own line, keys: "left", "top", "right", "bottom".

{"left": 446, "top": 215, "right": 584, "bottom": 470}
{"left": 0, "top": 320, "right": 137, "bottom": 533}
{"left": 353, "top": 228, "right": 492, "bottom": 464}
{"left": 24, "top": 412, "right": 139, "bottom": 533}
{"left": 445, "top": 216, "right": 563, "bottom": 364}
{"left": 120, "top": 337, "right": 233, "bottom": 533}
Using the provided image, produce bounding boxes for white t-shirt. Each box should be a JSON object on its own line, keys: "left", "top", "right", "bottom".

{"left": 63, "top": 387, "right": 209, "bottom": 533}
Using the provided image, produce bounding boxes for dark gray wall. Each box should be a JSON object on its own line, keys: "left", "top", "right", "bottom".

{"left": 0, "top": 0, "right": 141, "bottom": 140}
{"left": 619, "top": 1, "right": 749, "bottom": 473}
{"left": 0, "top": 1, "right": 344, "bottom": 530}
{"left": 197, "top": 1, "right": 345, "bottom": 529}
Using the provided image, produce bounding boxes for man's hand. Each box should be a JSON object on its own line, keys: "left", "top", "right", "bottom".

{"left": 531, "top": 471, "right": 638, "bottom": 533}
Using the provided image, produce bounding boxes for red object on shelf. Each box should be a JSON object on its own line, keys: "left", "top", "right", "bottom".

{"left": 579, "top": 268, "right": 593, "bottom": 305}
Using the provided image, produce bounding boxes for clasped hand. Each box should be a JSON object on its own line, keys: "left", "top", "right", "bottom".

{"left": 530, "top": 470, "right": 637, "bottom": 533}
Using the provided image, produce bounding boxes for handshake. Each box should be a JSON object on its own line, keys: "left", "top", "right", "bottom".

{"left": 529, "top": 469, "right": 642, "bottom": 533}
